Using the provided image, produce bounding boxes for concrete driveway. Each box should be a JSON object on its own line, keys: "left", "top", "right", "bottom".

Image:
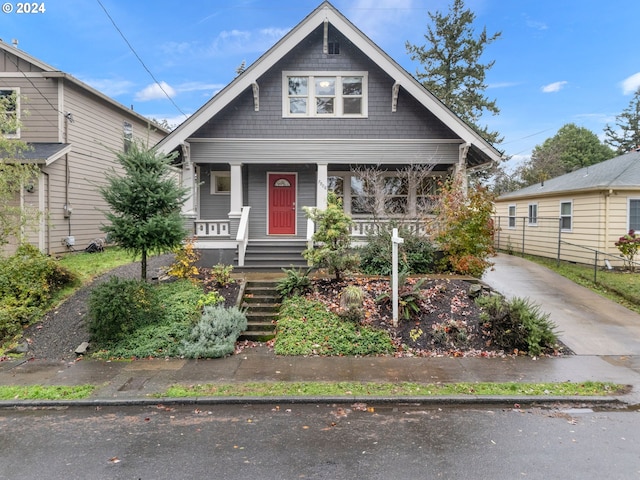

{"left": 482, "top": 254, "right": 640, "bottom": 355}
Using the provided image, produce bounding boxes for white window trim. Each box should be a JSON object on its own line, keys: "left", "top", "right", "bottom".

{"left": 528, "top": 203, "right": 538, "bottom": 226}
{"left": 210, "top": 171, "right": 231, "bottom": 195}
{"left": 1, "top": 87, "right": 20, "bottom": 139}
{"left": 560, "top": 200, "right": 573, "bottom": 232}
{"left": 508, "top": 204, "right": 517, "bottom": 229}
{"left": 283, "top": 71, "right": 368, "bottom": 118}
{"left": 628, "top": 197, "right": 640, "bottom": 232}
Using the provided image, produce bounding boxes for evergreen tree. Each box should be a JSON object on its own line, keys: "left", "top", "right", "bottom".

{"left": 406, "top": 0, "right": 502, "bottom": 144}
{"left": 604, "top": 88, "right": 640, "bottom": 154}
{"left": 303, "top": 192, "right": 359, "bottom": 281}
{"left": 100, "top": 142, "right": 189, "bottom": 280}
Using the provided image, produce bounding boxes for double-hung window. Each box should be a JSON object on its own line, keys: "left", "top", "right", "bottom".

{"left": 528, "top": 203, "right": 538, "bottom": 226}
{"left": 629, "top": 199, "right": 640, "bottom": 232}
{"left": 560, "top": 201, "right": 572, "bottom": 231}
{"left": 284, "top": 72, "right": 367, "bottom": 117}
{"left": 0, "top": 88, "right": 20, "bottom": 138}
{"left": 508, "top": 205, "right": 516, "bottom": 229}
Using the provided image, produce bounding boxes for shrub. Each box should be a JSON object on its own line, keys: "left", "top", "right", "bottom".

{"left": 88, "top": 277, "right": 163, "bottom": 345}
{"left": 303, "top": 192, "right": 359, "bottom": 281}
{"left": 376, "top": 277, "right": 426, "bottom": 320}
{"left": 274, "top": 297, "right": 393, "bottom": 356}
{"left": 276, "top": 267, "right": 312, "bottom": 297}
{"left": 0, "top": 244, "right": 75, "bottom": 343}
{"left": 338, "top": 285, "right": 365, "bottom": 322}
{"left": 429, "top": 178, "right": 495, "bottom": 277}
{"left": 615, "top": 230, "right": 640, "bottom": 272}
{"left": 197, "top": 290, "right": 225, "bottom": 309}
{"left": 210, "top": 263, "right": 234, "bottom": 287}
{"left": 476, "top": 294, "right": 558, "bottom": 356}
{"left": 359, "top": 226, "right": 435, "bottom": 275}
{"left": 180, "top": 305, "right": 247, "bottom": 358}
{"left": 167, "top": 237, "right": 200, "bottom": 281}
{"left": 93, "top": 280, "right": 203, "bottom": 359}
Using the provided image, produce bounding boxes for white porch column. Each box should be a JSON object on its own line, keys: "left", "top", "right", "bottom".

{"left": 229, "top": 162, "right": 244, "bottom": 217}
{"left": 316, "top": 162, "right": 328, "bottom": 209}
{"left": 180, "top": 142, "right": 196, "bottom": 217}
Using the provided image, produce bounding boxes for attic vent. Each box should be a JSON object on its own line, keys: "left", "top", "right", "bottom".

{"left": 328, "top": 42, "right": 340, "bottom": 54}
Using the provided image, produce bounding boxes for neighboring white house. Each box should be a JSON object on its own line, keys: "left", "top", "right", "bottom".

{"left": 494, "top": 150, "right": 640, "bottom": 266}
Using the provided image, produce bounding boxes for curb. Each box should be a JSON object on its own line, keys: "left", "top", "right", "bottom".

{"left": 0, "top": 395, "right": 627, "bottom": 409}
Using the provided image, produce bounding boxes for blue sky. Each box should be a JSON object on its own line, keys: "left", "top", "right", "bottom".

{"left": 2, "top": 0, "right": 639, "bottom": 167}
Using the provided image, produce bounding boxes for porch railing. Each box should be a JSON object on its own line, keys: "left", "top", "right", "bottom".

{"left": 350, "top": 218, "right": 427, "bottom": 238}
{"left": 194, "top": 219, "right": 231, "bottom": 237}
{"left": 236, "top": 206, "right": 251, "bottom": 267}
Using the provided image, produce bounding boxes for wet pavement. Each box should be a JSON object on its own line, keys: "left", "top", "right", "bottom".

{"left": 2, "top": 253, "right": 640, "bottom": 408}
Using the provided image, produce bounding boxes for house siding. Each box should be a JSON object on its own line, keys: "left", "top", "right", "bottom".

{"left": 246, "top": 164, "right": 314, "bottom": 239}
{"left": 192, "top": 25, "right": 456, "bottom": 142}
{"left": 495, "top": 190, "right": 637, "bottom": 266}
{"left": 40, "top": 80, "right": 167, "bottom": 253}
{"left": 199, "top": 164, "right": 232, "bottom": 221}
{"left": 0, "top": 76, "right": 60, "bottom": 142}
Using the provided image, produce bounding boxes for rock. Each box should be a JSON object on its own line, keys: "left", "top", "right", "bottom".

{"left": 8, "top": 342, "right": 29, "bottom": 354}
{"left": 75, "top": 342, "right": 90, "bottom": 355}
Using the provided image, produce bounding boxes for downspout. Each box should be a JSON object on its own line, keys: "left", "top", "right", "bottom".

{"left": 604, "top": 189, "right": 612, "bottom": 256}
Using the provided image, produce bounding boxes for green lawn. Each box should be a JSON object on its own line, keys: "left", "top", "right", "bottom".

{"left": 161, "top": 381, "right": 624, "bottom": 398}
{"left": 0, "top": 384, "right": 96, "bottom": 400}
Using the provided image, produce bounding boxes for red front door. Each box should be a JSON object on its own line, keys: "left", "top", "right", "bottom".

{"left": 268, "top": 173, "right": 296, "bottom": 235}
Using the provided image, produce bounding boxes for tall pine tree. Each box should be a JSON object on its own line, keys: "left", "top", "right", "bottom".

{"left": 406, "top": 0, "right": 501, "bottom": 144}
{"left": 100, "top": 142, "right": 189, "bottom": 280}
{"left": 604, "top": 88, "right": 640, "bottom": 154}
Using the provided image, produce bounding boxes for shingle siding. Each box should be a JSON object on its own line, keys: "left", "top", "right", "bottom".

{"left": 193, "top": 25, "right": 455, "bottom": 140}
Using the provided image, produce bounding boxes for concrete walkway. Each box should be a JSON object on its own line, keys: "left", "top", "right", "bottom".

{"left": 2, "top": 253, "right": 640, "bottom": 407}
{"left": 482, "top": 254, "right": 640, "bottom": 356}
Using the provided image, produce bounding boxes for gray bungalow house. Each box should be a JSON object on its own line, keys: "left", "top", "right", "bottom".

{"left": 157, "top": 1, "right": 502, "bottom": 267}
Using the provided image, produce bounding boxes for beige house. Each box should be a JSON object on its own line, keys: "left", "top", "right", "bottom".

{"left": 0, "top": 40, "right": 168, "bottom": 255}
{"left": 494, "top": 150, "right": 640, "bottom": 266}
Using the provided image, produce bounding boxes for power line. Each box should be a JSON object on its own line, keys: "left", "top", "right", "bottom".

{"left": 95, "top": 0, "right": 187, "bottom": 117}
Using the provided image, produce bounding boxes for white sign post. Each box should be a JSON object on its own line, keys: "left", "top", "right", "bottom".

{"left": 391, "top": 227, "right": 404, "bottom": 327}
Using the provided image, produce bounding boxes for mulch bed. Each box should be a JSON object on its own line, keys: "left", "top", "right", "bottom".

{"left": 302, "top": 276, "right": 564, "bottom": 357}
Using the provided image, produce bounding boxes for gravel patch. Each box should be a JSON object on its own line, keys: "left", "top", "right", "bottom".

{"left": 21, "top": 254, "right": 175, "bottom": 361}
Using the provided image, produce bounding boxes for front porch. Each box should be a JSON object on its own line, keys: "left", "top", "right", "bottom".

{"left": 193, "top": 209, "right": 428, "bottom": 268}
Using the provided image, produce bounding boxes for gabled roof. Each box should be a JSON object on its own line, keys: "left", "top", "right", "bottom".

{"left": 498, "top": 150, "right": 640, "bottom": 200}
{"left": 0, "top": 40, "right": 168, "bottom": 133}
{"left": 156, "top": 1, "right": 502, "bottom": 165}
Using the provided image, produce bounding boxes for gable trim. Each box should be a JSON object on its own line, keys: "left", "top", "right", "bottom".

{"left": 157, "top": 1, "right": 501, "bottom": 164}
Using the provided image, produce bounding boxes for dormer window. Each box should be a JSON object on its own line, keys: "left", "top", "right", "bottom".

{"left": 283, "top": 71, "right": 367, "bottom": 118}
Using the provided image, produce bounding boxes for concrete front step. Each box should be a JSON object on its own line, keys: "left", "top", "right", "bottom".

{"left": 239, "top": 279, "right": 282, "bottom": 341}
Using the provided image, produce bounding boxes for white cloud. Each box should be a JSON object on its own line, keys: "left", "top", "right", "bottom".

{"left": 541, "top": 81, "right": 568, "bottom": 93}
{"left": 205, "top": 27, "right": 290, "bottom": 57}
{"left": 622, "top": 72, "right": 640, "bottom": 95}
{"left": 134, "top": 82, "right": 176, "bottom": 102}
{"left": 175, "top": 81, "right": 225, "bottom": 94}
{"left": 78, "top": 77, "right": 134, "bottom": 97}
{"left": 487, "top": 81, "right": 520, "bottom": 89}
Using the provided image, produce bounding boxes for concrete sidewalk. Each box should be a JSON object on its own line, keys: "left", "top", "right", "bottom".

{"left": 2, "top": 253, "right": 640, "bottom": 408}
{"left": 2, "top": 346, "right": 640, "bottom": 407}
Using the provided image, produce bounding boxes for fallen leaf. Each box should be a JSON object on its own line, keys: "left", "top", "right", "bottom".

{"left": 108, "top": 457, "right": 120, "bottom": 464}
